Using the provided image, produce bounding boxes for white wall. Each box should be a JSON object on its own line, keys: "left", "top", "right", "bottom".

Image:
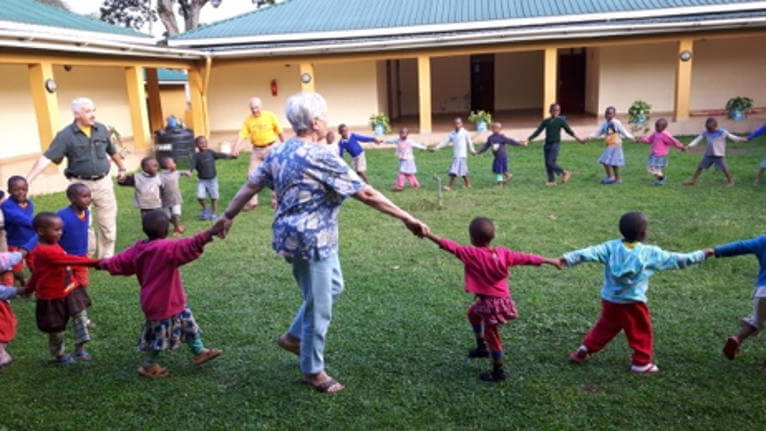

{"left": 54, "top": 65, "right": 133, "bottom": 138}
{"left": 207, "top": 62, "right": 301, "bottom": 132}
{"left": 315, "top": 60, "right": 379, "bottom": 128}
{"left": 691, "top": 36, "right": 766, "bottom": 110}
{"left": 0, "top": 65, "right": 41, "bottom": 158}
{"left": 494, "top": 51, "right": 543, "bottom": 110}
{"left": 597, "top": 42, "right": 676, "bottom": 113}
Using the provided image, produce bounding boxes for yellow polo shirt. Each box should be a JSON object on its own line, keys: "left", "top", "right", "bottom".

{"left": 79, "top": 125, "right": 92, "bottom": 138}
{"left": 238, "top": 111, "right": 282, "bottom": 147}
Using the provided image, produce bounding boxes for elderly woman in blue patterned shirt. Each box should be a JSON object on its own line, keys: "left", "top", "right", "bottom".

{"left": 215, "top": 92, "right": 429, "bottom": 394}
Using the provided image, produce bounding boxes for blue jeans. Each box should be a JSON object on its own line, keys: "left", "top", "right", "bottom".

{"left": 287, "top": 253, "right": 344, "bottom": 374}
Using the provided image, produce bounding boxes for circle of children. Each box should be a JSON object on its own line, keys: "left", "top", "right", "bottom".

{"left": 0, "top": 100, "right": 765, "bottom": 384}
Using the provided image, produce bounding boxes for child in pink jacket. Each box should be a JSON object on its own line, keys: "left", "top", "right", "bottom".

{"left": 638, "top": 118, "right": 687, "bottom": 185}
{"left": 98, "top": 210, "right": 223, "bottom": 378}
{"left": 425, "top": 217, "right": 561, "bottom": 382}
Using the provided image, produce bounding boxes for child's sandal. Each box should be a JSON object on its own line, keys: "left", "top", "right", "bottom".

{"left": 193, "top": 348, "right": 222, "bottom": 366}
{"left": 479, "top": 368, "right": 507, "bottom": 382}
{"left": 723, "top": 336, "right": 740, "bottom": 360}
{"left": 137, "top": 363, "right": 169, "bottom": 378}
{"left": 629, "top": 363, "right": 660, "bottom": 374}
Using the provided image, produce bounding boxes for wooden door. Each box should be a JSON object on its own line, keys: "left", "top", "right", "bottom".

{"left": 557, "top": 48, "right": 586, "bottom": 114}
{"left": 470, "top": 54, "right": 495, "bottom": 112}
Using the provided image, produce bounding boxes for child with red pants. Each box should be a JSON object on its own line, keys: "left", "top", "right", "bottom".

{"left": 0, "top": 251, "right": 23, "bottom": 368}
{"left": 426, "top": 217, "right": 561, "bottom": 382}
{"left": 560, "top": 212, "right": 712, "bottom": 373}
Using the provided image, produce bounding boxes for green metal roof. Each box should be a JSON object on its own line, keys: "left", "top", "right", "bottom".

{"left": 171, "top": 0, "right": 761, "bottom": 41}
{"left": 0, "top": 0, "right": 151, "bottom": 39}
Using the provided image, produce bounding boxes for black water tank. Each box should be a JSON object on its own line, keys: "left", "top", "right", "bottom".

{"left": 155, "top": 126, "right": 195, "bottom": 170}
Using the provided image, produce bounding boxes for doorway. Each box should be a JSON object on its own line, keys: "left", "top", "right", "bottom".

{"left": 470, "top": 54, "right": 494, "bottom": 112}
{"left": 557, "top": 48, "right": 586, "bottom": 114}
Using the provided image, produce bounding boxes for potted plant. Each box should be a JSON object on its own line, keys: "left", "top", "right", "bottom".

{"left": 369, "top": 113, "right": 392, "bottom": 136}
{"left": 726, "top": 96, "right": 753, "bottom": 120}
{"left": 468, "top": 110, "right": 492, "bottom": 132}
{"left": 627, "top": 100, "right": 652, "bottom": 134}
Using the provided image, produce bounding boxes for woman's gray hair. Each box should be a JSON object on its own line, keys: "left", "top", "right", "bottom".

{"left": 71, "top": 97, "right": 94, "bottom": 113}
{"left": 285, "top": 92, "right": 327, "bottom": 134}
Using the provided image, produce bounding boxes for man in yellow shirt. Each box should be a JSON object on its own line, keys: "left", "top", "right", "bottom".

{"left": 232, "top": 97, "right": 284, "bottom": 210}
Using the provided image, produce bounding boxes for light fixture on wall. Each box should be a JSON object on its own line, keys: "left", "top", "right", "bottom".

{"left": 63, "top": 64, "right": 72, "bottom": 71}
{"left": 300, "top": 72, "right": 312, "bottom": 84}
{"left": 44, "top": 78, "right": 57, "bottom": 93}
{"left": 679, "top": 50, "right": 693, "bottom": 62}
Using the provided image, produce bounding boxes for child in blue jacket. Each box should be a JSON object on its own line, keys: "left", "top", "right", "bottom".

{"left": 560, "top": 212, "right": 712, "bottom": 373}
{"left": 711, "top": 235, "right": 766, "bottom": 361}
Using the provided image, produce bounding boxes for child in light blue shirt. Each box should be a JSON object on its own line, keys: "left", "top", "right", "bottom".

{"left": 560, "top": 212, "right": 711, "bottom": 373}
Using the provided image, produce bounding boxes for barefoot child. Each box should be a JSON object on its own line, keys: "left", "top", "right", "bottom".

{"left": 159, "top": 157, "right": 186, "bottom": 236}
{"left": 97, "top": 210, "right": 222, "bottom": 378}
{"left": 118, "top": 157, "right": 163, "bottom": 216}
{"left": 1, "top": 176, "right": 34, "bottom": 286}
{"left": 561, "top": 212, "right": 711, "bottom": 373}
{"left": 25, "top": 212, "right": 100, "bottom": 364}
{"left": 338, "top": 124, "right": 382, "bottom": 183}
{"left": 190, "top": 136, "right": 236, "bottom": 221}
{"left": 684, "top": 117, "right": 747, "bottom": 187}
{"left": 476, "top": 122, "right": 527, "bottom": 186}
{"left": 426, "top": 217, "right": 561, "bottom": 382}
{"left": 392, "top": 127, "right": 426, "bottom": 191}
{"left": 637, "top": 118, "right": 687, "bottom": 185}
{"left": 709, "top": 234, "right": 766, "bottom": 362}
{"left": 0, "top": 251, "right": 23, "bottom": 369}
{"left": 589, "top": 106, "right": 634, "bottom": 184}
{"left": 747, "top": 124, "right": 766, "bottom": 185}
{"left": 432, "top": 117, "right": 477, "bottom": 191}
{"left": 528, "top": 104, "right": 586, "bottom": 186}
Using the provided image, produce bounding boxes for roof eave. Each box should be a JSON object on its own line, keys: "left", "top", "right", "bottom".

{"left": 0, "top": 19, "right": 154, "bottom": 45}
{"left": 207, "top": 17, "right": 766, "bottom": 59}
{"left": 167, "top": 1, "right": 766, "bottom": 47}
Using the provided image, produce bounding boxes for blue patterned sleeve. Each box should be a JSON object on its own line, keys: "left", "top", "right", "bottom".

{"left": 311, "top": 150, "right": 366, "bottom": 198}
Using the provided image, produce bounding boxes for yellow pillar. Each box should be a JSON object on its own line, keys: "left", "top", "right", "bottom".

{"left": 145, "top": 68, "right": 164, "bottom": 133}
{"left": 28, "top": 62, "right": 60, "bottom": 151}
{"left": 299, "top": 63, "right": 315, "bottom": 92}
{"left": 542, "top": 47, "right": 558, "bottom": 118}
{"left": 125, "top": 66, "right": 151, "bottom": 150}
{"left": 188, "top": 66, "right": 207, "bottom": 137}
{"left": 417, "top": 55, "right": 432, "bottom": 134}
{"left": 674, "top": 38, "right": 694, "bottom": 121}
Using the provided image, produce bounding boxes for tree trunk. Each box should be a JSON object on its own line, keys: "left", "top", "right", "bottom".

{"left": 157, "top": 0, "right": 180, "bottom": 36}
{"left": 184, "top": 0, "right": 209, "bottom": 32}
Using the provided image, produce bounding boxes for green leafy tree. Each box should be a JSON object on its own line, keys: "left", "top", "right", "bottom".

{"left": 100, "top": 0, "right": 275, "bottom": 36}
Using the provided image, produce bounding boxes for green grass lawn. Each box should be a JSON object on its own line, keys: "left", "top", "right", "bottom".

{"left": 4, "top": 134, "right": 766, "bottom": 429}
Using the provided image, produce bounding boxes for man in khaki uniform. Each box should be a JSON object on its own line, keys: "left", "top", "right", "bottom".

{"left": 27, "top": 97, "right": 126, "bottom": 258}
{"left": 231, "top": 97, "right": 284, "bottom": 210}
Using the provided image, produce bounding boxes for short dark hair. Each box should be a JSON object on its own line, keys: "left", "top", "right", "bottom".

{"left": 7, "top": 175, "right": 26, "bottom": 190}
{"left": 194, "top": 135, "right": 207, "bottom": 144}
{"left": 140, "top": 156, "right": 157, "bottom": 170}
{"left": 550, "top": 103, "right": 561, "bottom": 110}
{"left": 142, "top": 210, "right": 170, "bottom": 239}
{"left": 159, "top": 156, "right": 173, "bottom": 169}
{"left": 337, "top": 124, "right": 347, "bottom": 132}
{"left": 469, "top": 217, "right": 495, "bottom": 245}
{"left": 619, "top": 212, "right": 648, "bottom": 242}
{"left": 33, "top": 212, "right": 60, "bottom": 231}
{"left": 66, "top": 183, "right": 90, "bottom": 199}
{"left": 655, "top": 118, "right": 668, "bottom": 131}
{"left": 705, "top": 117, "right": 718, "bottom": 129}
{"left": 605, "top": 106, "right": 616, "bottom": 114}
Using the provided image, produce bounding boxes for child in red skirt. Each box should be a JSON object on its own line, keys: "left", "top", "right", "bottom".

{"left": 560, "top": 212, "right": 713, "bottom": 373}
{"left": 0, "top": 251, "right": 23, "bottom": 368}
{"left": 97, "top": 211, "right": 223, "bottom": 378}
{"left": 25, "top": 212, "right": 100, "bottom": 365}
{"left": 426, "top": 217, "right": 562, "bottom": 382}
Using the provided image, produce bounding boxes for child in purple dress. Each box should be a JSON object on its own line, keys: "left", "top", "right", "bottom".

{"left": 476, "top": 122, "right": 527, "bottom": 187}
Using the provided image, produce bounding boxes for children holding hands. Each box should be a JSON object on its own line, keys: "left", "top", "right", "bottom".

{"left": 190, "top": 136, "right": 237, "bottom": 221}
{"left": 426, "top": 217, "right": 562, "bottom": 382}
{"left": 0, "top": 251, "right": 23, "bottom": 369}
{"left": 1, "top": 176, "right": 34, "bottom": 286}
{"left": 589, "top": 106, "right": 634, "bottom": 184}
{"left": 528, "top": 104, "right": 587, "bottom": 186}
{"left": 637, "top": 118, "right": 687, "bottom": 185}
{"left": 476, "top": 122, "right": 527, "bottom": 186}
{"left": 684, "top": 117, "right": 747, "bottom": 187}
{"left": 432, "top": 117, "right": 477, "bottom": 191}
{"left": 117, "top": 156, "right": 163, "bottom": 216}
{"left": 392, "top": 127, "right": 426, "bottom": 191}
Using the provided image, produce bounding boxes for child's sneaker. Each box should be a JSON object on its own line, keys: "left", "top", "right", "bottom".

{"left": 479, "top": 367, "right": 507, "bottom": 382}
{"left": 723, "top": 336, "right": 740, "bottom": 360}
{"left": 73, "top": 350, "right": 92, "bottom": 362}
{"left": 49, "top": 354, "right": 73, "bottom": 366}
{"left": 569, "top": 346, "right": 589, "bottom": 363}
{"left": 629, "top": 363, "right": 660, "bottom": 374}
{"left": 198, "top": 209, "right": 210, "bottom": 220}
{"left": 209, "top": 213, "right": 218, "bottom": 221}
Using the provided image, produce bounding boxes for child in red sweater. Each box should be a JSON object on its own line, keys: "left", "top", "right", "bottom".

{"left": 0, "top": 251, "right": 23, "bottom": 368}
{"left": 25, "top": 213, "right": 100, "bottom": 365}
{"left": 425, "top": 217, "right": 562, "bottom": 382}
{"left": 97, "top": 210, "right": 223, "bottom": 378}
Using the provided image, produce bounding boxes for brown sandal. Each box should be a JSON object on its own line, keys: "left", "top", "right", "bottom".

{"left": 137, "top": 364, "right": 169, "bottom": 379}
{"left": 303, "top": 378, "right": 345, "bottom": 394}
{"left": 277, "top": 334, "right": 300, "bottom": 356}
{"left": 193, "top": 348, "right": 222, "bottom": 366}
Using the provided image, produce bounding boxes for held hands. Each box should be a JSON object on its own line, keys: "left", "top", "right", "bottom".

{"left": 543, "top": 257, "right": 565, "bottom": 270}
{"left": 211, "top": 216, "right": 234, "bottom": 239}
{"left": 681, "top": 146, "right": 689, "bottom": 152}
{"left": 521, "top": 140, "right": 528, "bottom": 147}
{"left": 703, "top": 248, "right": 715, "bottom": 258}
{"left": 577, "top": 137, "right": 588, "bottom": 144}
{"left": 117, "top": 169, "right": 127, "bottom": 182}
{"left": 403, "top": 217, "right": 430, "bottom": 238}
